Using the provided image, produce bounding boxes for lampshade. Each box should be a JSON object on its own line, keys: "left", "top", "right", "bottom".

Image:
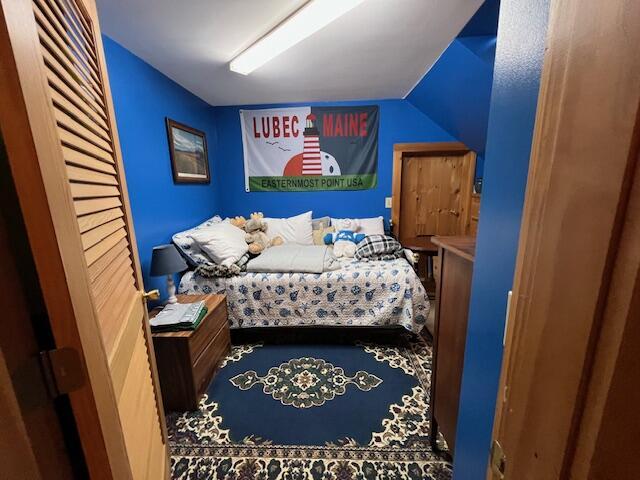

{"left": 150, "top": 244, "right": 188, "bottom": 276}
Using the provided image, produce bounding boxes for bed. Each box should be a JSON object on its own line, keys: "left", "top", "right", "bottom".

{"left": 178, "top": 257, "right": 429, "bottom": 333}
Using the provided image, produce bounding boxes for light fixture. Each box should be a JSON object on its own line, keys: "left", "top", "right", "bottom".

{"left": 230, "top": 0, "right": 366, "bottom": 75}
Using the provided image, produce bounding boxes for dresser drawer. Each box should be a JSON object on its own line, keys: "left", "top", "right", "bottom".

{"left": 193, "top": 324, "right": 231, "bottom": 399}
{"left": 151, "top": 294, "right": 229, "bottom": 411}
{"left": 189, "top": 298, "right": 228, "bottom": 363}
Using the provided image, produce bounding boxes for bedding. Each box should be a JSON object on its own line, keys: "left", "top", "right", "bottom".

{"left": 172, "top": 215, "right": 223, "bottom": 266}
{"left": 179, "top": 257, "right": 429, "bottom": 333}
{"left": 194, "top": 253, "right": 250, "bottom": 278}
{"left": 331, "top": 216, "right": 385, "bottom": 236}
{"left": 355, "top": 234, "right": 404, "bottom": 261}
{"left": 246, "top": 245, "right": 340, "bottom": 274}
{"left": 189, "top": 222, "right": 248, "bottom": 266}
{"left": 311, "top": 216, "right": 331, "bottom": 230}
{"left": 264, "top": 211, "right": 313, "bottom": 245}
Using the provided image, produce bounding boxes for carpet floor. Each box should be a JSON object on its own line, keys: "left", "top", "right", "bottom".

{"left": 167, "top": 333, "right": 452, "bottom": 479}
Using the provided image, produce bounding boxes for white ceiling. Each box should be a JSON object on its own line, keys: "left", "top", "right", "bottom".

{"left": 97, "top": 0, "right": 483, "bottom": 106}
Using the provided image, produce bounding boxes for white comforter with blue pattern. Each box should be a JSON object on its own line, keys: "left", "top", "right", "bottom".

{"left": 178, "top": 258, "right": 429, "bottom": 333}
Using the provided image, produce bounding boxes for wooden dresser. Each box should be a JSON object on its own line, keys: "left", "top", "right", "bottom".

{"left": 430, "top": 236, "right": 476, "bottom": 454}
{"left": 151, "top": 294, "right": 230, "bottom": 411}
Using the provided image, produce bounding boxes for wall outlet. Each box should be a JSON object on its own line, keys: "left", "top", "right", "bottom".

{"left": 385, "top": 197, "right": 392, "bottom": 208}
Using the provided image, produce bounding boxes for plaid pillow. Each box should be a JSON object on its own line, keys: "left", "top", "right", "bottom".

{"left": 355, "top": 235, "right": 403, "bottom": 261}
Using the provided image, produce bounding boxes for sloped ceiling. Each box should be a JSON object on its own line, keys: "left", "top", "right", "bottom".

{"left": 458, "top": 0, "right": 500, "bottom": 37}
{"left": 407, "top": 36, "right": 496, "bottom": 156}
{"left": 96, "top": 0, "right": 483, "bottom": 106}
{"left": 406, "top": 0, "right": 499, "bottom": 156}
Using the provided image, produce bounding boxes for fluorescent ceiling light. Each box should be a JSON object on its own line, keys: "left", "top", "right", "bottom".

{"left": 230, "top": 0, "right": 366, "bottom": 75}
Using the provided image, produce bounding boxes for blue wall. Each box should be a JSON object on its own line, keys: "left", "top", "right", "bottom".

{"left": 103, "top": 35, "right": 456, "bottom": 287}
{"left": 212, "top": 100, "right": 454, "bottom": 222}
{"left": 406, "top": 36, "right": 496, "bottom": 176}
{"left": 453, "top": 1, "right": 550, "bottom": 478}
{"left": 103, "top": 36, "right": 221, "bottom": 296}
{"left": 101, "top": 3, "right": 551, "bottom": 476}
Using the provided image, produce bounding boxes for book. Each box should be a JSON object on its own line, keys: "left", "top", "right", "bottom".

{"left": 151, "top": 306, "right": 208, "bottom": 333}
{"left": 150, "top": 301, "right": 207, "bottom": 331}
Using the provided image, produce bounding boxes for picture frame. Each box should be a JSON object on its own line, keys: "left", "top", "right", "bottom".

{"left": 165, "top": 118, "right": 210, "bottom": 184}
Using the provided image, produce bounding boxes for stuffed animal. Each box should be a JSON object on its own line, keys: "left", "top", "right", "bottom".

{"left": 332, "top": 218, "right": 360, "bottom": 232}
{"left": 244, "top": 212, "right": 283, "bottom": 254}
{"left": 324, "top": 229, "right": 366, "bottom": 258}
{"left": 230, "top": 216, "right": 247, "bottom": 229}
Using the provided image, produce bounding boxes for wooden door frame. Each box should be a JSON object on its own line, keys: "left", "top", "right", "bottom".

{"left": 0, "top": 0, "right": 167, "bottom": 477}
{"left": 391, "top": 142, "right": 476, "bottom": 238}
{"left": 0, "top": 137, "right": 80, "bottom": 477}
{"left": 0, "top": 0, "right": 130, "bottom": 477}
{"left": 0, "top": 348, "right": 43, "bottom": 479}
{"left": 489, "top": 0, "right": 640, "bottom": 478}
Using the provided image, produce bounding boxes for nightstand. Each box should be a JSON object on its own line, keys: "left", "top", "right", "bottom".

{"left": 150, "top": 294, "right": 230, "bottom": 411}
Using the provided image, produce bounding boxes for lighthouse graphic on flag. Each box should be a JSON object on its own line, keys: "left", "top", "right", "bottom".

{"left": 283, "top": 114, "right": 341, "bottom": 177}
{"left": 240, "top": 105, "right": 378, "bottom": 192}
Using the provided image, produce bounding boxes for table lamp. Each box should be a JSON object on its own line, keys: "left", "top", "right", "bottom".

{"left": 150, "top": 244, "right": 188, "bottom": 304}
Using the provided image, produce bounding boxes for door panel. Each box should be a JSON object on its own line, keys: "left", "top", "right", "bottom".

{"left": 0, "top": 0, "right": 168, "bottom": 477}
{"left": 399, "top": 156, "right": 421, "bottom": 240}
{"left": 118, "top": 326, "right": 165, "bottom": 479}
{"left": 397, "top": 149, "right": 475, "bottom": 241}
{"left": 34, "top": 0, "right": 168, "bottom": 476}
{"left": 489, "top": 0, "right": 640, "bottom": 478}
{"left": 415, "top": 155, "right": 464, "bottom": 236}
{"left": 0, "top": 151, "right": 78, "bottom": 478}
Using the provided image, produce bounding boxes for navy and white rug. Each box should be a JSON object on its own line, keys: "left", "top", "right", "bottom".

{"left": 167, "top": 334, "right": 451, "bottom": 479}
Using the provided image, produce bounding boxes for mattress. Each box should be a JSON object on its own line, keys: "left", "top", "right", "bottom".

{"left": 178, "top": 257, "right": 429, "bottom": 333}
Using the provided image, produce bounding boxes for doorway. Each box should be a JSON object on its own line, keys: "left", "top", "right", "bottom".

{"left": 391, "top": 142, "right": 476, "bottom": 291}
{"left": 488, "top": 0, "right": 640, "bottom": 478}
{"left": 0, "top": 135, "right": 85, "bottom": 478}
{"left": 0, "top": 0, "right": 169, "bottom": 477}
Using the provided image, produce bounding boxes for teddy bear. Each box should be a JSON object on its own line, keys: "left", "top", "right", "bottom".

{"left": 241, "top": 212, "right": 283, "bottom": 254}
{"left": 229, "top": 216, "right": 247, "bottom": 229}
{"left": 323, "top": 229, "right": 366, "bottom": 258}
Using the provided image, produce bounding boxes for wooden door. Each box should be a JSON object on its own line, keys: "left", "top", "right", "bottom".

{"left": 392, "top": 143, "right": 476, "bottom": 242}
{"left": 0, "top": 149, "right": 78, "bottom": 479}
{"left": 489, "top": 0, "right": 640, "bottom": 478}
{"left": 0, "top": 0, "right": 168, "bottom": 478}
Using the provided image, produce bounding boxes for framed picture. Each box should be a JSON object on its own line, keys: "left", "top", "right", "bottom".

{"left": 165, "top": 118, "right": 210, "bottom": 184}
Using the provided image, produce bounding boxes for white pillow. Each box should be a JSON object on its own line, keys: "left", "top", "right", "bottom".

{"left": 312, "top": 216, "right": 331, "bottom": 230}
{"left": 172, "top": 215, "right": 223, "bottom": 266}
{"left": 264, "top": 211, "right": 313, "bottom": 245}
{"left": 331, "top": 216, "right": 385, "bottom": 236}
{"left": 189, "top": 223, "right": 248, "bottom": 266}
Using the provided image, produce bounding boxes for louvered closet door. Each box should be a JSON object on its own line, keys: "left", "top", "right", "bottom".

{"left": 16, "top": 0, "right": 167, "bottom": 477}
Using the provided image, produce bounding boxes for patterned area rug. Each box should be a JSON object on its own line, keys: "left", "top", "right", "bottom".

{"left": 167, "top": 333, "right": 451, "bottom": 479}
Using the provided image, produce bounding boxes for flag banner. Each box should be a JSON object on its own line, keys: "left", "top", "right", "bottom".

{"left": 240, "top": 105, "right": 379, "bottom": 192}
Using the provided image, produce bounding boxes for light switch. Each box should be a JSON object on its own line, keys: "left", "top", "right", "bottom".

{"left": 385, "top": 197, "right": 392, "bottom": 208}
